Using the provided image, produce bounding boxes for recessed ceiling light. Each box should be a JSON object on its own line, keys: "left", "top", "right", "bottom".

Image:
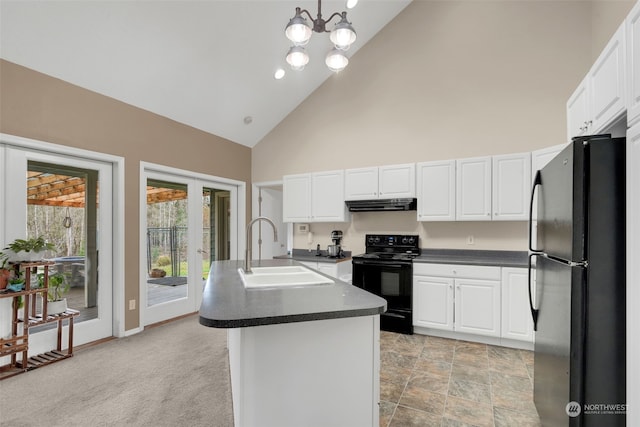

{"left": 243, "top": 116, "right": 253, "bottom": 125}
{"left": 346, "top": 0, "right": 358, "bottom": 9}
{"left": 274, "top": 68, "right": 285, "bottom": 79}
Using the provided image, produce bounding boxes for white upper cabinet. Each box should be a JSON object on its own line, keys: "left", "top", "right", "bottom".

{"left": 531, "top": 144, "right": 566, "bottom": 180}
{"left": 311, "top": 170, "right": 348, "bottom": 222}
{"left": 628, "top": 0, "right": 640, "bottom": 126}
{"left": 589, "top": 23, "right": 626, "bottom": 133}
{"left": 283, "top": 173, "right": 311, "bottom": 223}
{"left": 378, "top": 164, "right": 415, "bottom": 198}
{"left": 456, "top": 156, "right": 492, "bottom": 221}
{"left": 567, "top": 76, "right": 591, "bottom": 139}
{"left": 345, "top": 163, "right": 415, "bottom": 200}
{"left": 492, "top": 153, "right": 531, "bottom": 221}
{"left": 344, "top": 167, "right": 378, "bottom": 200}
{"left": 567, "top": 22, "right": 626, "bottom": 139}
{"left": 283, "top": 170, "right": 349, "bottom": 223}
{"left": 416, "top": 160, "right": 456, "bottom": 221}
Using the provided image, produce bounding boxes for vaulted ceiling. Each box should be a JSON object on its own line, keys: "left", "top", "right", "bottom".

{"left": 1, "top": 0, "right": 411, "bottom": 148}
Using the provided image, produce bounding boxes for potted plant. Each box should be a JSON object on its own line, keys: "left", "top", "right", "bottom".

{"left": 46, "top": 272, "right": 69, "bottom": 314}
{"left": 7, "top": 271, "right": 25, "bottom": 292}
{"left": 3, "top": 237, "right": 55, "bottom": 262}
{"left": 0, "top": 251, "right": 10, "bottom": 290}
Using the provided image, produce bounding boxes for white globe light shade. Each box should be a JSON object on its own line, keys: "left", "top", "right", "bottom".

{"left": 330, "top": 21, "right": 356, "bottom": 50}
{"left": 285, "top": 16, "right": 312, "bottom": 46}
{"left": 325, "top": 48, "right": 349, "bottom": 72}
{"left": 286, "top": 46, "right": 310, "bottom": 71}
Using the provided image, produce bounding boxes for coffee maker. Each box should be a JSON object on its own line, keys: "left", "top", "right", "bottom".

{"left": 327, "top": 230, "right": 343, "bottom": 258}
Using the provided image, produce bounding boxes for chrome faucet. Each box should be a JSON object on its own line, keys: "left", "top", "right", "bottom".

{"left": 245, "top": 216, "right": 278, "bottom": 273}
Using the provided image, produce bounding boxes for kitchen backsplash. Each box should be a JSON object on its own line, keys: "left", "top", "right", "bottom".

{"left": 292, "top": 211, "right": 528, "bottom": 255}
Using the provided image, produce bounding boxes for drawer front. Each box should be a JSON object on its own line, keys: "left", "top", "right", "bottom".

{"left": 413, "top": 263, "right": 500, "bottom": 280}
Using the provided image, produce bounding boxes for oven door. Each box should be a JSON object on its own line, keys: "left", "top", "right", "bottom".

{"left": 352, "top": 258, "right": 412, "bottom": 310}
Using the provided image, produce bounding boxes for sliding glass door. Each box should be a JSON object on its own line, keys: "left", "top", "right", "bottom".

{"left": 142, "top": 166, "right": 239, "bottom": 326}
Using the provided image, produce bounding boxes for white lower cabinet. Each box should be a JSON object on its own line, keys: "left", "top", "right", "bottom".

{"left": 414, "top": 263, "right": 534, "bottom": 347}
{"left": 501, "top": 267, "right": 534, "bottom": 343}
{"left": 300, "top": 260, "right": 352, "bottom": 280}
{"left": 413, "top": 263, "right": 501, "bottom": 338}
{"left": 413, "top": 275, "right": 454, "bottom": 330}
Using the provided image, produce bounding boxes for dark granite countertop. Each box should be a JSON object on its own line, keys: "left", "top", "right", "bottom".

{"left": 414, "top": 249, "right": 528, "bottom": 268}
{"left": 274, "top": 248, "right": 352, "bottom": 264}
{"left": 199, "top": 258, "right": 386, "bottom": 328}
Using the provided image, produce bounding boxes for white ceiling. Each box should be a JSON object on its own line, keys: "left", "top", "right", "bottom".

{"left": 0, "top": 0, "right": 411, "bottom": 147}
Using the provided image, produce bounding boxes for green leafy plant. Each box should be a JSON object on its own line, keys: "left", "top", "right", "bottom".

{"left": 45, "top": 272, "right": 69, "bottom": 302}
{"left": 0, "top": 251, "right": 9, "bottom": 269}
{"left": 4, "top": 237, "right": 55, "bottom": 253}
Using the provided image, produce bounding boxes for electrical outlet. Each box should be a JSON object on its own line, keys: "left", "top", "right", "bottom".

{"left": 129, "top": 299, "right": 136, "bottom": 310}
{"left": 467, "top": 235, "right": 475, "bottom": 245}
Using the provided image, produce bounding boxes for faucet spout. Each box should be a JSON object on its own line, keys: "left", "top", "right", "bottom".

{"left": 245, "top": 216, "right": 278, "bottom": 273}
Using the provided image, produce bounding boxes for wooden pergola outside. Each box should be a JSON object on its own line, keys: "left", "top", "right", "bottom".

{"left": 27, "top": 171, "right": 187, "bottom": 207}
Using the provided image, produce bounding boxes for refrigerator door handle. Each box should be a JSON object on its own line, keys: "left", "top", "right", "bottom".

{"left": 528, "top": 252, "right": 541, "bottom": 331}
{"left": 528, "top": 171, "right": 542, "bottom": 253}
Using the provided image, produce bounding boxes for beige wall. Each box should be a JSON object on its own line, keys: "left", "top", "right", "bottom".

{"left": 0, "top": 59, "right": 251, "bottom": 331}
{"left": 252, "top": 0, "right": 632, "bottom": 254}
{"left": 591, "top": 0, "right": 636, "bottom": 60}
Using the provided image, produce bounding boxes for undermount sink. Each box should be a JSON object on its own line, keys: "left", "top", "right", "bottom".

{"left": 239, "top": 266, "right": 334, "bottom": 289}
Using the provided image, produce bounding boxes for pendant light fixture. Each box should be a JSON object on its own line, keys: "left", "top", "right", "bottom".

{"left": 284, "top": 0, "right": 357, "bottom": 72}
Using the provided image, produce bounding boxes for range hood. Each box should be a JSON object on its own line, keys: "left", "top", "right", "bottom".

{"left": 345, "top": 198, "right": 417, "bottom": 212}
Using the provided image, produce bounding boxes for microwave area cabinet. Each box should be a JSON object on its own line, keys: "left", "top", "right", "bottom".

{"left": 413, "top": 263, "right": 501, "bottom": 338}
{"left": 283, "top": 170, "right": 349, "bottom": 223}
{"left": 501, "top": 267, "right": 534, "bottom": 343}
{"left": 567, "top": 23, "right": 626, "bottom": 140}
{"left": 299, "top": 261, "right": 352, "bottom": 280}
{"left": 0, "top": 261, "right": 79, "bottom": 380}
{"left": 628, "top": 0, "right": 640, "bottom": 126}
{"left": 344, "top": 164, "right": 415, "bottom": 201}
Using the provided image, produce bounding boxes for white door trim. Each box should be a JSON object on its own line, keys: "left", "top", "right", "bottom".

{"left": 0, "top": 132, "right": 126, "bottom": 338}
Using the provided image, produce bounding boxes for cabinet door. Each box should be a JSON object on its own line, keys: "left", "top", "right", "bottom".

{"left": 590, "top": 23, "right": 626, "bottom": 133}
{"left": 413, "top": 275, "right": 454, "bottom": 330}
{"left": 501, "top": 268, "right": 533, "bottom": 342}
{"left": 566, "top": 76, "right": 590, "bottom": 140}
{"left": 416, "top": 160, "right": 455, "bottom": 221}
{"left": 378, "top": 164, "right": 415, "bottom": 198}
{"left": 492, "top": 153, "right": 531, "bottom": 221}
{"left": 456, "top": 157, "right": 491, "bottom": 221}
{"left": 531, "top": 144, "right": 566, "bottom": 181}
{"left": 311, "top": 170, "right": 348, "bottom": 222}
{"left": 283, "top": 173, "right": 311, "bottom": 222}
{"left": 344, "top": 167, "right": 379, "bottom": 200}
{"left": 628, "top": 0, "right": 640, "bottom": 127}
{"left": 454, "top": 278, "right": 501, "bottom": 337}
{"left": 316, "top": 263, "right": 339, "bottom": 278}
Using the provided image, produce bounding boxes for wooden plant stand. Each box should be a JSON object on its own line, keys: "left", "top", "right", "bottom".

{"left": 0, "top": 261, "right": 79, "bottom": 380}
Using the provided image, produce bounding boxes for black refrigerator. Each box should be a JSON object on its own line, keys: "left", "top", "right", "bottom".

{"left": 528, "top": 134, "right": 626, "bottom": 426}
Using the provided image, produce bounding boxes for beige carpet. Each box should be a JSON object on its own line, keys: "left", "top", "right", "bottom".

{"left": 0, "top": 314, "right": 234, "bottom": 426}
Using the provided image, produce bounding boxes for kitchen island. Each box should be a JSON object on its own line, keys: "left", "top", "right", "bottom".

{"left": 199, "top": 259, "right": 386, "bottom": 427}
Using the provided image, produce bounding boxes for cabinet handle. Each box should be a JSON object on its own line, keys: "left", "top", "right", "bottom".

{"left": 452, "top": 270, "right": 457, "bottom": 274}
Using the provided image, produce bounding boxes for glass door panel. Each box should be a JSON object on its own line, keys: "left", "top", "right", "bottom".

{"left": 146, "top": 179, "right": 189, "bottom": 308}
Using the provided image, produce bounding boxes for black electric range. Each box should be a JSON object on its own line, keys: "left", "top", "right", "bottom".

{"left": 351, "top": 234, "right": 420, "bottom": 334}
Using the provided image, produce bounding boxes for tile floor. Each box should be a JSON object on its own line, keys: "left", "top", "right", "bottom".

{"left": 379, "top": 331, "right": 541, "bottom": 426}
